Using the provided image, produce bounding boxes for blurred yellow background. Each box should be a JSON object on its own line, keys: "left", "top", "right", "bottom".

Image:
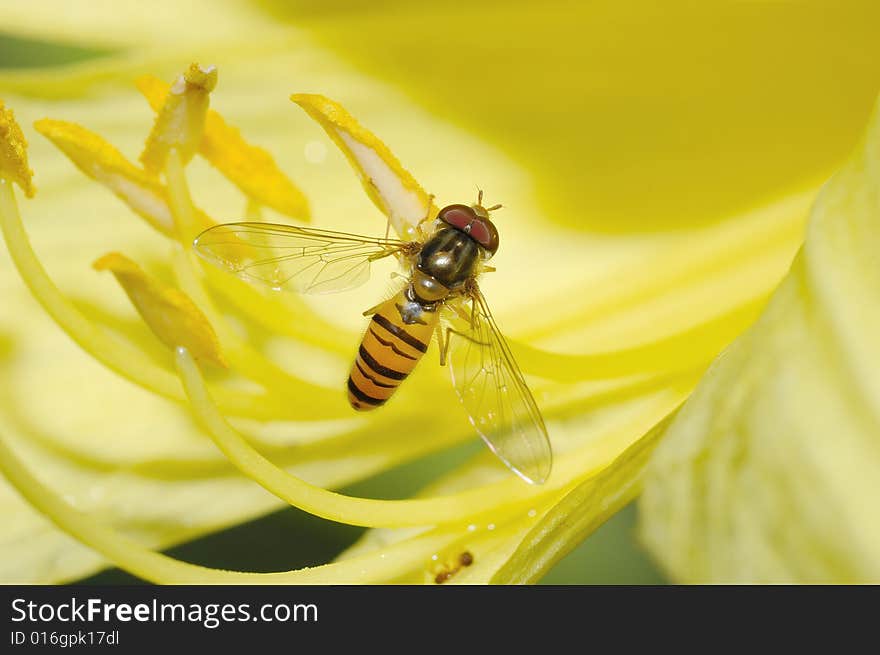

{"left": 278, "top": 1, "right": 880, "bottom": 231}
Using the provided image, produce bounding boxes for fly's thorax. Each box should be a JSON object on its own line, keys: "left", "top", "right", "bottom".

{"left": 417, "top": 227, "right": 480, "bottom": 290}
{"left": 410, "top": 269, "right": 450, "bottom": 304}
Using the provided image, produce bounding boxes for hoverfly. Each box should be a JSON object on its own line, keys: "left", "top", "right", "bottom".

{"left": 193, "top": 192, "right": 552, "bottom": 484}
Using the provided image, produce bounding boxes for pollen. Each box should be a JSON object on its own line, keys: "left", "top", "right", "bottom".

{"left": 0, "top": 100, "right": 36, "bottom": 198}
{"left": 137, "top": 73, "right": 309, "bottom": 218}
{"left": 34, "top": 118, "right": 213, "bottom": 237}
{"left": 93, "top": 252, "right": 227, "bottom": 368}
{"left": 291, "top": 93, "right": 434, "bottom": 238}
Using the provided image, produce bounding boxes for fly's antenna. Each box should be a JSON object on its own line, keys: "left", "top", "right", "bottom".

{"left": 474, "top": 186, "right": 502, "bottom": 213}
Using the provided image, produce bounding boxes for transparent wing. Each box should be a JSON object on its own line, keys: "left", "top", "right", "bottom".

{"left": 447, "top": 286, "right": 552, "bottom": 484}
{"left": 193, "top": 222, "right": 411, "bottom": 294}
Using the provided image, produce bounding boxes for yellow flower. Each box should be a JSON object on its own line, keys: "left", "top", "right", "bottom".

{"left": 1, "top": 64, "right": 687, "bottom": 583}
{"left": 0, "top": 2, "right": 877, "bottom": 584}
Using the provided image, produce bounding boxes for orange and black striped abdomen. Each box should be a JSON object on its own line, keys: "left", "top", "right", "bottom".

{"left": 347, "top": 290, "right": 438, "bottom": 411}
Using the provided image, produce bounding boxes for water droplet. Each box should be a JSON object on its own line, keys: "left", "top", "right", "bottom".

{"left": 487, "top": 523, "right": 496, "bottom": 531}
{"left": 527, "top": 508, "right": 537, "bottom": 518}
{"left": 467, "top": 524, "right": 477, "bottom": 532}
{"left": 431, "top": 554, "right": 439, "bottom": 561}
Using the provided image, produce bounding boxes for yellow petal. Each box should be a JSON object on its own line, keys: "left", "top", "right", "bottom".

{"left": 639, "top": 94, "right": 880, "bottom": 583}
{"left": 136, "top": 73, "right": 309, "bottom": 219}
{"left": 34, "top": 118, "right": 212, "bottom": 237}
{"left": 93, "top": 252, "right": 226, "bottom": 368}
{"left": 291, "top": 93, "right": 435, "bottom": 239}
{"left": 0, "top": 100, "right": 35, "bottom": 198}
{"left": 139, "top": 63, "right": 217, "bottom": 176}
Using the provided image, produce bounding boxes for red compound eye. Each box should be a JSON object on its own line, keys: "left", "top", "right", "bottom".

{"left": 438, "top": 204, "right": 500, "bottom": 256}
{"left": 468, "top": 220, "right": 490, "bottom": 246}
{"left": 438, "top": 204, "right": 476, "bottom": 232}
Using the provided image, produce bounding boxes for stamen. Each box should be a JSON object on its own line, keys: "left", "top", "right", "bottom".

{"left": 176, "top": 347, "right": 554, "bottom": 528}
{"left": 291, "top": 93, "right": 436, "bottom": 240}
{"left": 137, "top": 74, "right": 309, "bottom": 219}
{"left": 244, "top": 197, "right": 262, "bottom": 220}
{"left": 140, "top": 63, "right": 217, "bottom": 176}
{"left": 0, "top": 178, "right": 179, "bottom": 398}
{"left": 164, "top": 148, "right": 202, "bottom": 244}
{"left": 0, "top": 100, "right": 35, "bottom": 197}
{"left": 174, "top": 348, "right": 691, "bottom": 529}
{"left": 170, "top": 247, "right": 346, "bottom": 410}
{"left": 93, "top": 251, "right": 228, "bottom": 368}
{"left": 34, "top": 119, "right": 214, "bottom": 238}
{"left": 162, "top": 143, "right": 351, "bottom": 406}
{"left": 0, "top": 178, "right": 322, "bottom": 420}
{"left": 0, "top": 429, "right": 454, "bottom": 584}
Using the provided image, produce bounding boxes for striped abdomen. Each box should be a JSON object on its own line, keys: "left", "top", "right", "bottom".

{"left": 347, "top": 289, "right": 438, "bottom": 411}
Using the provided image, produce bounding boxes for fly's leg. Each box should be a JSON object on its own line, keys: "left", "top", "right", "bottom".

{"left": 448, "top": 300, "right": 474, "bottom": 325}
{"left": 362, "top": 300, "right": 386, "bottom": 317}
{"left": 439, "top": 295, "right": 484, "bottom": 366}
{"left": 438, "top": 325, "right": 489, "bottom": 366}
{"left": 437, "top": 323, "right": 448, "bottom": 366}
{"left": 469, "top": 297, "right": 478, "bottom": 329}
{"left": 415, "top": 194, "right": 436, "bottom": 238}
{"left": 389, "top": 271, "right": 409, "bottom": 283}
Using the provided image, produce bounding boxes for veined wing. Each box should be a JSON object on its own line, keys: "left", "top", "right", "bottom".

{"left": 448, "top": 285, "right": 552, "bottom": 485}
{"left": 193, "top": 222, "right": 413, "bottom": 294}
